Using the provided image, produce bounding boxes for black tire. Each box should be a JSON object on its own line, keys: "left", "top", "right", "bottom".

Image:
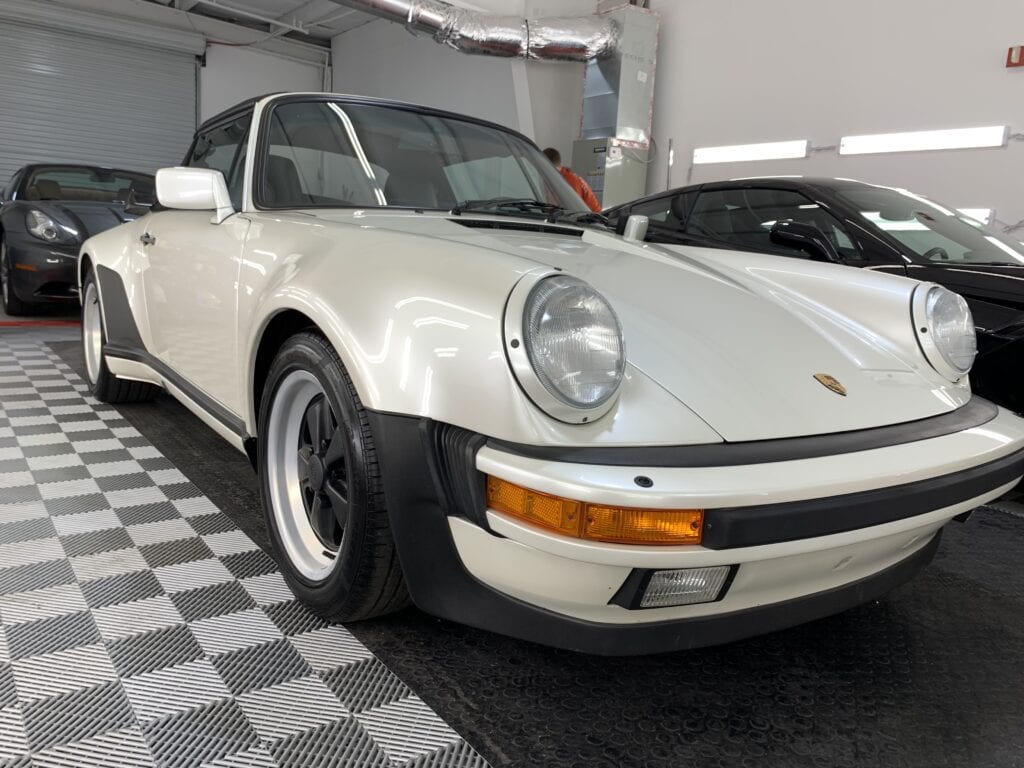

{"left": 80, "top": 269, "right": 157, "bottom": 404}
{"left": 1, "top": 235, "right": 35, "bottom": 316}
{"left": 258, "top": 331, "right": 409, "bottom": 622}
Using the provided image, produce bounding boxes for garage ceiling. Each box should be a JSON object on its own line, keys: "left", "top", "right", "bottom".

{"left": 142, "top": 0, "right": 375, "bottom": 43}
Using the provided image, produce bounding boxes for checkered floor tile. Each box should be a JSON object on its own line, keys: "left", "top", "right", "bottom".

{"left": 0, "top": 339, "right": 489, "bottom": 767}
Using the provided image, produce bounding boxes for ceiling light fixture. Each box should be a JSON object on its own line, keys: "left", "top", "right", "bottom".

{"left": 693, "top": 140, "right": 808, "bottom": 165}
{"left": 839, "top": 126, "right": 1007, "bottom": 155}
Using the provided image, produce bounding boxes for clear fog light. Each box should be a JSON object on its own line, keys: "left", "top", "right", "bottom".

{"left": 639, "top": 566, "right": 732, "bottom": 608}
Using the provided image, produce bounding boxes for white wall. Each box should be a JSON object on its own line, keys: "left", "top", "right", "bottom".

{"left": 649, "top": 0, "right": 1024, "bottom": 228}
{"left": 200, "top": 45, "right": 325, "bottom": 122}
{"left": 331, "top": 22, "right": 522, "bottom": 129}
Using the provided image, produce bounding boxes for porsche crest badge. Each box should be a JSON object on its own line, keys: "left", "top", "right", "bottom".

{"left": 814, "top": 373, "right": 847, "bottom": 396}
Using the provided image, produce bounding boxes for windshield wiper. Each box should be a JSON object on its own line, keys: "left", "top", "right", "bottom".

{"left": 450, "top": 197, "right": 563, "bottom": 216}
{"left": 545, "top": 209, "right": 609, "bottom": 227}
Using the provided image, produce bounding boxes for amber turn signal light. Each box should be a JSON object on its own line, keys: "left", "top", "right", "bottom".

{"left": 485, "top": 476, "right": 703, "bottom": 546}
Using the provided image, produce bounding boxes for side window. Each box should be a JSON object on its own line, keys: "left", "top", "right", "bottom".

{"left": 261, "top": 101, "right": 389, "bottom": 208}
{"left": 186, "top": 114, "right": 252, "bottom": 209}
{"left": 686, "top": 188, "right": 861, "bottom": 260}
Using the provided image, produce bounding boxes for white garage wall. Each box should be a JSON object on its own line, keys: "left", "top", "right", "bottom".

{"left": 200, "top": 45, "right": 326, "bottom": 123}
{"left": 648, "top": 0, "right": 1024, "bottom": 229}
{"left": 331, "top": 22, "right": 522, "bottom": 130}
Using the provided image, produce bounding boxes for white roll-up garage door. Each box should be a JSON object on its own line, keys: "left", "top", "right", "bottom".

{"left": 0, "top": 21, "right": 197, "bottom": 184}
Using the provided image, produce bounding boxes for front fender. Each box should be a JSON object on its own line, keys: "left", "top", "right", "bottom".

{"left": 240, "top": 216, "right": 721, "bottom": 447}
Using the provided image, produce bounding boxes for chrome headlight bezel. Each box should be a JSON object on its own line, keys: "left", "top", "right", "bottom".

{"left": 504, "top": 270, "right": 626, "bottom": 424}
{"left": 911, "top": 283, "right": 977, "bottom": 382}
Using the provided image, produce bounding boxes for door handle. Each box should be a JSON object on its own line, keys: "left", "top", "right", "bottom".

{"left": 139, "top": 233, "right": 156, "bottom": 246}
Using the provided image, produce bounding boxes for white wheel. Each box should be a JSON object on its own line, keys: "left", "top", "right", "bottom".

{"left": 265, "top": 369, "right": 347, "bottom": 581}
{"left": 82, "top": 279, "right": 103, "bottom": 385}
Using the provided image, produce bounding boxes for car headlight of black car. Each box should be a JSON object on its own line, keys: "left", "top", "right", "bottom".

{"left": 912, "top": 284, "right": 977, "bottom": 382}
{"left": 25, "top": 210, "right": 79, "bottom": 245}
{"left": 505, "top": 272, "right": 626, "bottom": 423}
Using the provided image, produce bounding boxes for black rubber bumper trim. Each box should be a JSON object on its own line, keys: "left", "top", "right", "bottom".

{"left": 488, "top": 397, "right": 999, "bottom": 468}
{"left": 368, "top": 412, "right": 945, "bottom": 655}
{"left": 703, "top": 446, "right": 1024, "bottom": 549}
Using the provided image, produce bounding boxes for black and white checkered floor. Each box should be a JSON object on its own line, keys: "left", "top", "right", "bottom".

{"left": 0, "top": 337, "right": 488, "bottom": 768}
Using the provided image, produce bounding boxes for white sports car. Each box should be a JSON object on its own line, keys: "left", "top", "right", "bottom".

{"left": 78, "top": 93, "right": 1024, "bottom": 655}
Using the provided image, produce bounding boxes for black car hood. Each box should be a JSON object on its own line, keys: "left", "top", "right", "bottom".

{"left": 41, "top": 201, "right": 138, "bottom": 239}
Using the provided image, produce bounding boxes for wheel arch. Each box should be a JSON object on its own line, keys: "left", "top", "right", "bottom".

{"left": 78, "top": 252, "right": 94, "bottom": 287}
{"left": 251, "top": 308, "right": 322, "bottom": 426}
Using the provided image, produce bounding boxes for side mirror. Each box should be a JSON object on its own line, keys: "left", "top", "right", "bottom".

{"left": 770, "top": 219, "right": 841, "bottom": 263}
{"left": 155, "top": 167, "right": 234, "bottom": 224}
{"left": 622, "top": 214, "right": 649, "bottom": 243}
{"left": 122, "top": 188, "right": 154, "bottom": 217}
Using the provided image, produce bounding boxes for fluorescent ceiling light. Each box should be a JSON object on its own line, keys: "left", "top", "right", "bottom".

{"left": 839, "top": 126, "right": 1007, "bottom": 155}
{"left": 693, "top": 140, "right": 808, "bottom": 165}
{"left": 958, "top": 208, "right": 994, "bottom": 225}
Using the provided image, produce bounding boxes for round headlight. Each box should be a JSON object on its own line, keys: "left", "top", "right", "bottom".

{"left": 912, "top": 284, "right": 976, "bottom": 381}
{"left": 505, "top": 273, "right": 625, "bottom": 423}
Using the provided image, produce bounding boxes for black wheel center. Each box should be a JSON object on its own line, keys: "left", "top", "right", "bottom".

{"left": 308, "top": 454, "right": 326, "bottom": 491}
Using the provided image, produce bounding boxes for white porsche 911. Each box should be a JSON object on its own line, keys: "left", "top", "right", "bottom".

{"left": 78, "top": 93, "right": 1024, "bottom": 654}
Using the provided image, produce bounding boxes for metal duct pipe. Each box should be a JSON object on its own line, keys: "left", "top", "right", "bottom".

{"left": 335, "top": 0, "right": 617, "bottom": 61}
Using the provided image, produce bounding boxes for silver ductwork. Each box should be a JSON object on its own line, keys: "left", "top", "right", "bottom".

{"left": 335, "top": 0, "right": 617, "bottom": 61}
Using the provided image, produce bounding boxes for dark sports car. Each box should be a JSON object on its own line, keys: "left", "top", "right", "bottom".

{"left": 606, "top": 177, "right": 1024, "bottom": 412}
{"left": 0, "top": 164, "right": 154, "bottom": 315}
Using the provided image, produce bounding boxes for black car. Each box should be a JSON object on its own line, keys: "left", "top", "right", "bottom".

{"left": 606, "top": 177, "right": 1024, "bottom": 412}
{"left": 0, "top": 164, "right": 154, "bottom": 315}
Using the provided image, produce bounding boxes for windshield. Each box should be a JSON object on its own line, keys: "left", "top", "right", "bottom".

{"left": 21, "top": 166, "right": 154, "bottom": 204}
{"left": 258, "top": 99, "right": 588, "bottom": 214}
{"left": 836, "top": 185, "right": 1024, "bottom": 266}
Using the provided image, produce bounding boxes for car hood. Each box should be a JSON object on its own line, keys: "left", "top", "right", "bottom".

{"left": 39, "top": 201, "right": 137, "bottom": 239}
{"left": 312, "top": 212, "right": 967, "bottom": 441}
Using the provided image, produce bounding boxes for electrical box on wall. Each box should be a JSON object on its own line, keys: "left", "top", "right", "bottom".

{"left": 571, "top": 138, "right": 649, "bottom": 209}
{"left": 1007, "top": 46, "right": 1024, "bottom": 67}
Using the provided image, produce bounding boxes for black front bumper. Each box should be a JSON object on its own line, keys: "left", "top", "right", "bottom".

{"left": 365, "top": 411, "right": 1019, "bottom": 655}
{"left": 6, "top": 238, "right": 79, "bottom": 304}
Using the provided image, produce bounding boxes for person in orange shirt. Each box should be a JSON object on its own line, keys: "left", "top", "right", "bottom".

{"left": 542, "top": 147, "right": 602, "bottom": 213}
